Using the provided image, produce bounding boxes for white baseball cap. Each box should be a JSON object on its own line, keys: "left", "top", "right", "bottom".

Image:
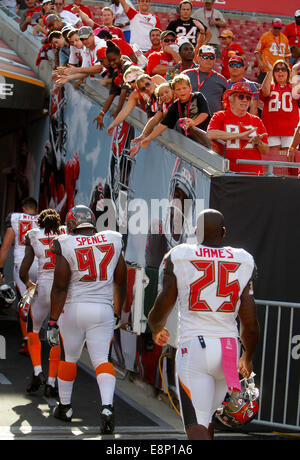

{"left": 295, "top": 10, "right": 300, "bottom": 17}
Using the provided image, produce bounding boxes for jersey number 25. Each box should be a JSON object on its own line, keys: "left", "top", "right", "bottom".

{"left": 189, "top": 260, "right": 241, "bottom": 312}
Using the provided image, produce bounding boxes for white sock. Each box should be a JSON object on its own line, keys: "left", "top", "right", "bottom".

{"left": 57, "top": 377, "right": 74, "bottom": 405}
{"left": 47, "top": 377, "right": 56, "bottom": 387}
{"left": 34, "top": 365, "right": 42, "bottom": 376}
{"left": 96, "top": 373, "right": 116, "bottom": 406}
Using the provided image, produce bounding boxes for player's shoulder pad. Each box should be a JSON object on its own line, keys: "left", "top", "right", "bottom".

{"left": 26, "top": 227, "right": 40, "bottom": 242}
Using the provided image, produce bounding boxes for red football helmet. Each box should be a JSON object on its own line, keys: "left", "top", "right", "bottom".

{"left": 215, "top": 373, "right": 259, "bottom": 428}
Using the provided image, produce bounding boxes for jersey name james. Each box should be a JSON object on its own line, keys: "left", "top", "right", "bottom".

{"left": 57, "top": 230, "right": 123, "bottom": 305}
{"left": 166, "top": 243, "right": 255, "bottom": 345}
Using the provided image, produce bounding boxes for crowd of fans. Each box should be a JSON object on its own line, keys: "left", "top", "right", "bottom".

{"left": 7, "top": 0, "right": 300, "bottom": 175}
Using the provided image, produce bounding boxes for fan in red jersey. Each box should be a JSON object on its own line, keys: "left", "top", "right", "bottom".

{"left": 207, "top": 82, "right": 269, "bottom": 175}
{"left": 260, "top": 58, "right": 300, "bottom": 154}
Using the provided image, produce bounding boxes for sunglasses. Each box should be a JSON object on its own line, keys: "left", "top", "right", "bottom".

{"left": 236, "top": 94, "right": 252, "bottom": 101}
{"left": 229, "top": 62, "right": 243, "bottom": 68}
{"left": 163, "top": 38, "right": 176, "bottom": 43}
{"left": 139, "top": 80, "right": 152, "bottom": 92}
{"left": 200, "top": 54, "right": 215, "bottom": 60}
{"left": 273, "top": 26, "right": 282, "bottom": 29}
{"left": 274, "top": 67, "right": 288, "bottom": 72}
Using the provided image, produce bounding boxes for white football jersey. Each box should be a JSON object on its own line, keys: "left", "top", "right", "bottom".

{"left": 6, "top": 212, "right": 39, "bottom": 264}
{"left": 58, "top": 230, "right": 123, "bottom": 305}
{"left": 26, "top": 226, "right": 67, "bottom": 281}
{"left": 167, "top": 243, "right": 255, "bottom": 345}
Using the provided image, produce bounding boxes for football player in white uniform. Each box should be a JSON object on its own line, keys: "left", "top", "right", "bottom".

{"left": 19, "top": 209, "right": 66, "bottom": 396}
{"left": 0, "top": 197, "right": 39, "bottom": 355}
{"left": 47, "top": 205, "right": 127, "bottom": 434}
{"left": 148, "top": 209, "right": 259, "bottom": 440}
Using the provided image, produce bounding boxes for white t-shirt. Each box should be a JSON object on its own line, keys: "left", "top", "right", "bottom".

{"left": 126, "top": 7, "right": 161, "bottom": 51}
{"left": 60, "top": 9, "right": 81, "bottom": 27}
{"left": 57, "top": 230, "right": 123, "bottom": 304}
{"left": 193, "top": 7, "right": 225, "bottom": 46}
{"left": 68, "top": 45, "right": 83, "bottom": 66}
{"left": 81, "top": 36, "right": 106, "bottom": 67}
{"left": 166, "top": 243, "right": 255, "bottom": 346}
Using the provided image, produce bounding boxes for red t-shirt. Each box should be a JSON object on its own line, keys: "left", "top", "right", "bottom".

{"left": 221, "top": 43, "right": 245, "bottom": 79}
{"left": 283, "top": 22, "right": 300, "bottom": 47}
{"left": 108, "top": 25, "right": 125, "bottom": 40}
{"left": 112, "top": 37, "right": 134, "bottom": 57}
{"left": 260, "top": 83, "right": 299, "bottom": 136}
{"left": 144, "top": 45, "right": 162, "bottom": 58}
{"left": 207, "top": 109, "right": 268, "bottom": 175}
{"left": 146, "top": 50, "right": 174, "bottom": 77}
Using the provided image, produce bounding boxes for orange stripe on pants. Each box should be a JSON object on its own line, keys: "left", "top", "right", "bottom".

{"left": 48, "top": 344, "right": 61, "bottom": 378}
{"left": 27, "top": 332, "right": 41, "bottom": 367}
{"left": 178, "top": 377, "right": 192, "bottom": 401}
{"left": 96, "top": 362, "right": 116, "bottom": 377}
{"left": 58, "top": 361, "right": 77, "bottom": 382}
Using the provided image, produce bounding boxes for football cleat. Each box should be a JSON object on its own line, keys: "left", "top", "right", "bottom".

{"left": 100, "top": 405, "right": 115, "bottom": 435}
{"left": 26, "top": 372, "right": 46, "bottom": 393}
{"left": 53, "top": 403, "right": 73, "bottom": 422}
{"left": 44, "top": 384, "right": 59, "bottom": 398}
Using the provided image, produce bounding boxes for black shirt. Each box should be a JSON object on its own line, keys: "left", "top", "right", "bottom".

{"left": 161, "top": 91, "right": 210, "bottom": 132}
{"left": 166, "top": 17, "right": 207, "bottom": 46}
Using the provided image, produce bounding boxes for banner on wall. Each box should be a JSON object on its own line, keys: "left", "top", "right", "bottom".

{"left": 39, "top": 83, "right": 211, "bottom": 391}
{"left": 155, "top": 0, "right": 297, "bottom": 17}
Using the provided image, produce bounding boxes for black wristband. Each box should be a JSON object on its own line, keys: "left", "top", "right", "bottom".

{"left": 0, "top": 268, "right": 3, "bottom": 275}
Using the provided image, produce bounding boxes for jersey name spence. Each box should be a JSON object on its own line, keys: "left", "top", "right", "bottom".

{"left": 167, "top": 243, "right": 255, "bottom": 345}
{"left": 57, "top": 230, "right": 123, "bottom": 304}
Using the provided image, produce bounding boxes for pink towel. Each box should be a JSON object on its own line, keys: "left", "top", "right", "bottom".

{"left": 220, "top": 337, "right": 241, "bottom": 392}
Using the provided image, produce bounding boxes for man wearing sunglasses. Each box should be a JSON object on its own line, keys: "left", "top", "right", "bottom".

{"left": 227, "top": 56, "right": 259, "bottom": 115}
{"left": 183, "top": 45, "right": 227, "bottom": 116}
{"left": 207, "top": 81, "right": 269, "bottom": 175}
{"left": 146, "top": 30, "right": 181, "bottom": 78}
{"left": 255, "top": 18, "right": 291, "bottom": 84}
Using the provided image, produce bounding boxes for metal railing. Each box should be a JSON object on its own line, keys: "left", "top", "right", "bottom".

{"left": 253, "top": 299, "right": 300, "bottom": 430}
{"left": 237, "top": 159, "right": 300, "bottom": 177}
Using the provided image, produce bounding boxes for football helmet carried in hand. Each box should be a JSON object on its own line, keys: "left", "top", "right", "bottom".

{"left": 0, "top": 283, "right": 16, "bottom": 307}
{"left": 215, "top": 372, "right": 259, "bottom": 428}
{"left": 18, "top": 287, "right": 36, "bottom": 321}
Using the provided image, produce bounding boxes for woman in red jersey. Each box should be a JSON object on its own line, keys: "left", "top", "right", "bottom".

{"left": 260, "top": 58, "right": 299, "bottom": 154}
{"left": 207, "top": 81, "right": 269, "bottom": 175}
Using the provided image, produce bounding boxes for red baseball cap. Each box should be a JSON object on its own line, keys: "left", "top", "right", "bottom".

{"left": 229, "top": 55, "right": 245, "bottom": 66}
{"left": 272, "top": 18, "right": 283, "bottom": 28}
